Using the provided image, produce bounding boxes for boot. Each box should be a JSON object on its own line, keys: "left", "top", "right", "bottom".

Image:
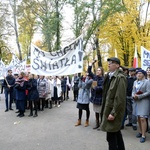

{"left": 93, "top": 120, "right": 100, "bottom": 129}
{"left": 28, "top": 112, "right": 33, "bottom": 117}
{"left": 75, "top": 119, "right": 81, "bottom": 126}
{"left": 49, "top": 101, "right": 52, "bottom": 109}
{"left": 33, "top": 110, "right": 38, "bottom": 117}
{"left": 84, "top": 120, "right": 89, "bottom": 127}
{"left": 45, "top": 100, "right": 48, "bottom": 108}
{"left": 28, "top": 109, "right": 33, "bottom": 117}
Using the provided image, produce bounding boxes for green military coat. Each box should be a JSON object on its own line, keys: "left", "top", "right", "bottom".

{"left": 100, "top": 69, "right": 127, "bottom": 132}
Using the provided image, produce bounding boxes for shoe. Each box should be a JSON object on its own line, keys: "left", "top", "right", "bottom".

{"left": 57, "top": 105, "right": 60, "bottom": 108}
{"left": 121, "top": 126, "right": 124, "bottom": 130}
{"left": 17, "top": 113, "right": 21, "bottom": 117}
{"left": 33, "top": 114, "right": 38, "bottom": 117}
{"left": 136, "top": 132, "right": 142, "bottom": 138}
{"left": 19, "top": 114, "right": 25, "bottom": 117}
{"left": 133, "top": 126, "right": 137, "bottom": 130}
{"left": 126, "top": 123, "right": 132, "bottom": 127}
{"left": 15, "top": 110, "right": 20, "bottom": 113}
{"left": 75, "top": 119, "right": 81, "bottom": 126}
{"left": 84, "top": 120, "right": 89, "bottom": 127}
{"left": 97, "top": 126, "right": 101, "bottom": 131}
{"left": 9, "top": 108, "right": 13, "bottom": 110}
{"left": 140, "top": 137, "right": 146, "bottom": 143}
{"left": 28, "top": 113, "right": 33, "bottom": 117}
{"left": 5, "top": 109, "right": 8, "bottom": 112}
{"left": 93, "top": 121, "right": 100, "bottom": 129}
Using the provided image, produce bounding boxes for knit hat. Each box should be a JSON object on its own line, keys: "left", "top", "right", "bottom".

{"left": 136, "top": 69, "right": 147, "bottom": 76}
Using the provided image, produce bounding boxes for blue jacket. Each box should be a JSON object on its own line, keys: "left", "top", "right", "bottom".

{"left": 88, "top": 66, "right": 104, "bottom": 105}
{"left": 77, "top": 76, "right": 93, "bottom": 104}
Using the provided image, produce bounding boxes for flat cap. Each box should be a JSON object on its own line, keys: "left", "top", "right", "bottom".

{"left": 128, "top": 68, "right": 136, "bottom": 71}
{"left": 107, "top": 57, "right": 120, "bottom": 65}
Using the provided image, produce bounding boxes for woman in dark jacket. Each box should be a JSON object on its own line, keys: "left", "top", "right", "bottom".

{"left": 15, "top": 72, "right": 27, "bottom": 117}
{"left": 27, "top": 74, "right": 39, "bottom": 117}
{"left": 88, "top": 61, "right": 104, "bottom": 129}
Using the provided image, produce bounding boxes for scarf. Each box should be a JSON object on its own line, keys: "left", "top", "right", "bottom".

{"left": 15, "top": 77, "right": 26, "bottom": 87}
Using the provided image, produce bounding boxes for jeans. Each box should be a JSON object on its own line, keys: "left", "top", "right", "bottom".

{"left": 5, "top": 90, "right": 13, "bottom": 110}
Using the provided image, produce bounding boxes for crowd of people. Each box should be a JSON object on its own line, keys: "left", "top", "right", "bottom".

{"left": 1, "top": 57, "right": 150, "bottom": 149}
{"left": 1, "top": 70, "right": 79, "bottom": 118}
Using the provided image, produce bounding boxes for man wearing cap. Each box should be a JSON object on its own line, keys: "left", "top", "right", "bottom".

{"left": 125, "top": 68, "right": 137, "bottom": 130}
{"left": 101, "top": 57, "right": 126, "bottom": 150}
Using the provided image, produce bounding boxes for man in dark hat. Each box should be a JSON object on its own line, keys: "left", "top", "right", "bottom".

{"left": 101, "top": 57, "right": 126, "bottom": 150}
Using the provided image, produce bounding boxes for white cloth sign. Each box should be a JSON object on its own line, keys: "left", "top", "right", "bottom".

{"left": 0, "top": 60, "right": 6, "bottom": 79}
{"left": 141, "top": 46, "right": 150, "bottom": 70}
{"left": 6, "top": 54, "right": 26, "bottom": 74}
{"left": 31, "top": 36, "right": 84, "bottom": 76}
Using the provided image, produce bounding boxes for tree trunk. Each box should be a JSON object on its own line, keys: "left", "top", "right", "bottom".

{"left": 13, "top": 0, "right": 22, "bottom": 60}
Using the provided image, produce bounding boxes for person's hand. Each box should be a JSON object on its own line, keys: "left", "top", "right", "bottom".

{"left": 7, "top": 85, "right": 11, "bottom": 88}
{"left": 133, "top": 94, "right": 138, "bottom": 100}
{"left": 107, "top": 114, "right": 115, "bottom": 121}
{"left": 92, "top": 60, "right": 97, "bottom": 65}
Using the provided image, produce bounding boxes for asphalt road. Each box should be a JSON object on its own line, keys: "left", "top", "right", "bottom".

{"left": 0, "top": 93, "right": 149, "bottom": 150}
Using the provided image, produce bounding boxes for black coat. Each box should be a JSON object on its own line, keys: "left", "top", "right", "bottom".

{"left": 88, "top": 66, "right": 104, "bottom": 105}
{"left": 3, "top": 75, "right": 15, "bottom": 92}
{"left": 27, "top": 79, "right": 39, "bottom": 101}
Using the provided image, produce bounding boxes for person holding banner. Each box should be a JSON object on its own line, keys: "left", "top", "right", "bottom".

{"left": 37, "top": 76, "right": 48, "bottom": 111}
{"left": 51, "top": 76, "right": 62, "bottom": 107}
{"left": 3, "top": 70, "right": 15, "bottom": 112}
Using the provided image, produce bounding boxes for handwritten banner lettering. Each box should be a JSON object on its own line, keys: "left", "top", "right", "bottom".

{"left": 31, "top": 36, "right": 83, "bottom": 76}
{"left": 141, "top": 46, "right": 150, "bottom": 70}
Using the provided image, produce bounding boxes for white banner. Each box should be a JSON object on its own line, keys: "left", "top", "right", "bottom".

{"left": 31, "top": 36, "right": 84, "bottom": 76}
{"left": 6, "top": 54, "right": 26, "bottom": 74}
{"left": 141, "top": 46, "right": 150, "bottom": 70}
{"left": 0, "top": 60, "right": 6, "bottom": 79}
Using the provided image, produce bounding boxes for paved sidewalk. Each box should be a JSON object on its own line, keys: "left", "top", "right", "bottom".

{"left": 0, "top": 93, "right": 149, "bottom": 150}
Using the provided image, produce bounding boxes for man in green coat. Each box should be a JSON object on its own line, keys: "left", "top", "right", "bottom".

{"left": 101, "top": 57, "right": 126, "bottom": 150}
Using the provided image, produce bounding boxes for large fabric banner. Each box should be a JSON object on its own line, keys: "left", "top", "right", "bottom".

{"left": 6, "top": 54, "right": 26, "bottom": 74}
{"left": 31, "top": 36, "right": 84, "bottom": 76}
{"left": 0, "top": 60, "right": 6, "bottom": 79}
{"left": 141, "top": 46, "right": 150, "bottom": 70}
